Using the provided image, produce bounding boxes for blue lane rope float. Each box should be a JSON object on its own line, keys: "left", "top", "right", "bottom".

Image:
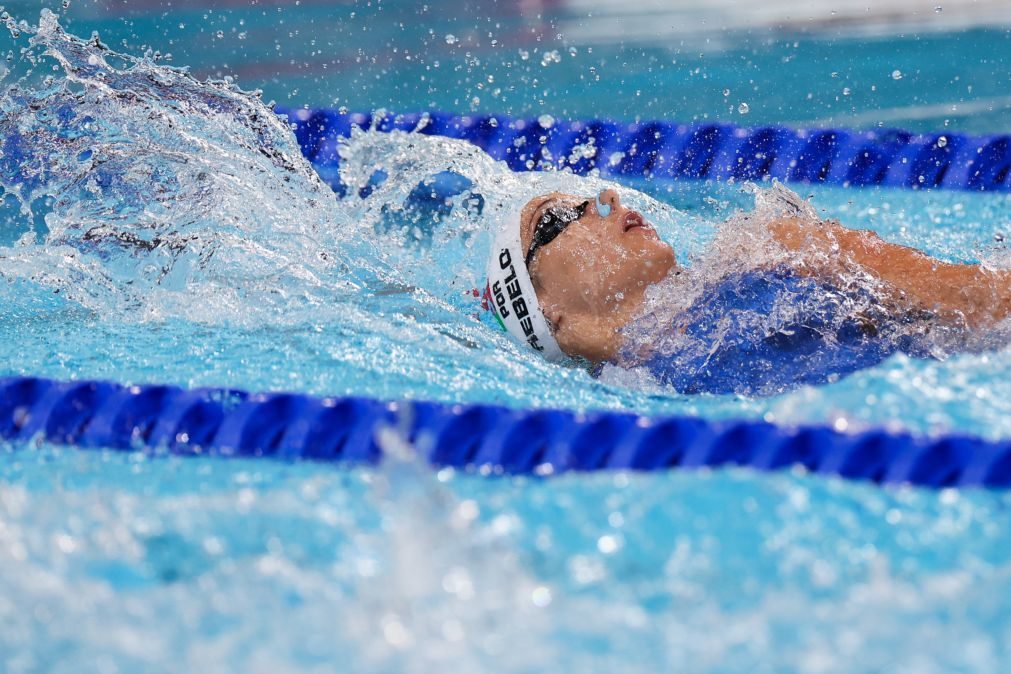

{"left": 4, "top": 376, "right": 1011, "bottom": 488}
{"left": 277, "top": 108, "right": 1011, "bottom": 193}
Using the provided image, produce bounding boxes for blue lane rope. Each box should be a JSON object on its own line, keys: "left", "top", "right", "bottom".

{"left": 277, "top": 108, "right": 1011, "bottom": 193}
{"left": 3, "top": 376, "right": 1011, "bottom": 488}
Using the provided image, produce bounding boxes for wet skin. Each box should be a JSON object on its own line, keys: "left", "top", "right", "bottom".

{"left": 520, "top": 190, "right": 1011, "bottom": 364}
{"left": 520, "top": 189, "right": 675, "bottom": 362}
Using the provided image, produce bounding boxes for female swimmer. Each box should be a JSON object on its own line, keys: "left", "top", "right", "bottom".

{"left": 484, "top": 186, "right": 1011, "bottom": 396}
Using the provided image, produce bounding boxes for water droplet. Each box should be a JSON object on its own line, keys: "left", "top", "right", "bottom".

{"left": 891, "top": 69, "right": 903, "bottom": 80}
{"left": 540, "top": 49, "right": 561, "bottom": 66}
{"left": 531, "top": 586, "right": 553, "bottom": 607}
{"left": 444, "top": 34, "right": 457, "bottom": 45}
{"left": 597, "top": 534, "right": 620, "bottom": 554}
{"left": 737, "top": 102, "right": 750, "bottom": 114}
{"left": 934, "top": 5, "right": 943, "bottom": 12}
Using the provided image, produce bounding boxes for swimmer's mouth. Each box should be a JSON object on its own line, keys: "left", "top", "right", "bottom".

{"left": 623, "top": 212, "right": 651, "bottom": 233}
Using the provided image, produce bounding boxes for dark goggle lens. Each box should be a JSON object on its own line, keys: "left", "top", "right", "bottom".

{"left": 526, "top": 200, "right": 589, "bottom": 267}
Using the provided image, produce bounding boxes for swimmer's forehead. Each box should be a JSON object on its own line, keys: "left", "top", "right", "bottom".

{"left": 519, "top": 192, "right": 582, "bottom": 253}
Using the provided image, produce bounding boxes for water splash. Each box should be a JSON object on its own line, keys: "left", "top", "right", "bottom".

{"left": 0, "top": 11, "right": 369, "bottom": 323}
{"left": 0, "top": 12, "right": 701, "bottom": 413}
{"left": 0, "top": 11, "right": 699, "bottom": 330}
{"left": 1, "top": 12, "right": 1010, "bottom": 428}
{"left": 609, "top": 180, "right": 1011, "bottom": 395}
{"left": 335, "top": 123, "right": 708, "bottom": 303}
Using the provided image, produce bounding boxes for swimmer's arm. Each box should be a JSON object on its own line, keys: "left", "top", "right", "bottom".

{"left": 766, "top": 217, "right": 1011, "bottom": 328}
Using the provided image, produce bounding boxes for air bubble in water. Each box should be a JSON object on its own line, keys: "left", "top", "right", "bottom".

{"left": 738, "top": 102, "right": 750, "bottom": 114}
{"left": 62, "top": 0, "right": 71, "bottom": 8}
{"left": 937, "top": 136, "right": 948, "bottom": 147}
{"left": 537, "top": 114, "right": 555, "bottom": 129}
{"left": 934, "top": 5, "right": 943, "bottom": 12}
{"left": 444, "top": 34, "right": 457, "bottom": 45}
{"left": 891, "top": 69, "right": 903, "bottom": 80}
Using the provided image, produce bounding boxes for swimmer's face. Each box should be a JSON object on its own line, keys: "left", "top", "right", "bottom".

{"left": 521, "top": 189, "right": 675, "bottom": 331}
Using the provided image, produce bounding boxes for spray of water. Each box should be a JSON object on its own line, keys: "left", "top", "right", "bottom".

{"left": 0, "top": 10, "right": 701, "bottom": 338}
{"left": 0, "top": 11, "right": 371, "bottom": 323}
{"left": 0, "top": 10, "right": 1007, "bottom": 410}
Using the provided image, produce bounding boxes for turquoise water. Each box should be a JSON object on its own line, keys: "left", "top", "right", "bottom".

{"left": 2, "top": 3, "right": 1011, "bottom": 672}
{"left": 4, "top": 446, "right": 1011, "bottom": 673}
{"left": 8, "top": 0, "right": 1010, "bottom": 132}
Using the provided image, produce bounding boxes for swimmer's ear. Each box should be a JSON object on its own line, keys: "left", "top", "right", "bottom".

{"left": 548, "top": 310, "right": 619, "bottom": 364}
{"left": 542, "top": 304, "right": 583, "bottom": 359}
{"left": 542, "top": 304, "right": 562, "bottom": 335}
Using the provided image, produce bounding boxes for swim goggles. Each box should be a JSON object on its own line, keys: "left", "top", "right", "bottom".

{"left": 525, "top": 200, "right": 589, "bottom": 267}
{"left": 524, "top": 191, "right": 613, "bottom": 267}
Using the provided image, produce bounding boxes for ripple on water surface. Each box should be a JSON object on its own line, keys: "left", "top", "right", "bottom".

{"left": 2, "top": 444, "right": 1011, "bottom": 673}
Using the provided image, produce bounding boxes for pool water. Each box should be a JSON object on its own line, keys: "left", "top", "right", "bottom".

{"left": 4, "top": 446, "right": 1011, "bottom": 674}
{"left": 10, "top": 0, "right": 1010, "bottom": 132}
{"left": 2, "top": 3, "right": 1011, "bottom": 672}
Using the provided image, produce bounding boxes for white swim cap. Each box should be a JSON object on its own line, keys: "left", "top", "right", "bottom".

{"left": 484, "top": 205, "right": 567, "bottom": 362}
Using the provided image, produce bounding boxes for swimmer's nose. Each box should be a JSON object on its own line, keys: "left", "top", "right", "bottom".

{"left": 595, "top": 188, "right": 620, "bottom": 218}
